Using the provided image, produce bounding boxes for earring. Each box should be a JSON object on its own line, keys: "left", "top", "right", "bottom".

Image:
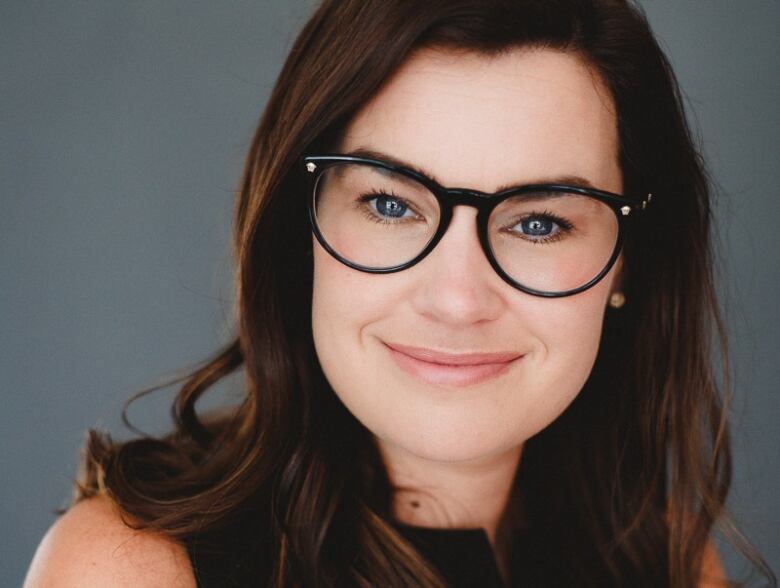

{"left": 608, "top": 291, "right": 626, "bottom": 309}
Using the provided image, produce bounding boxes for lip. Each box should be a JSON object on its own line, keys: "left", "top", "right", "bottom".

{"left": 383, "top": 342, "right": 523, "bottom": 387}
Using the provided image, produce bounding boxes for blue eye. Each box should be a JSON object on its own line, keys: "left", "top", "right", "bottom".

{"left": 374, "top": 196, "right": 408, "bottom": 218}
{"left": 521, "top": 217, "right": 555, "bottom": 236}
{"left": 505, "top": 211, "right": 573, "bottom": 245}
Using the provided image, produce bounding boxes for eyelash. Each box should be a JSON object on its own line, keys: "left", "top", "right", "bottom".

{"left": 355, "top": 190, "right": 424, "bottom": 224}
{"left": 505, "top": 208, "right": 574, "bottom": 245}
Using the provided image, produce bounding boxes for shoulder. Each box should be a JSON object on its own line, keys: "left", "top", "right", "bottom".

{"left": 24, "top": 494, "right": 197, "bottom": 588}
{"left": 663, "top": 501, "right": 727, "bottom": 587}
{"left": 699, "top": 538, "right": 727, "bottom": 587}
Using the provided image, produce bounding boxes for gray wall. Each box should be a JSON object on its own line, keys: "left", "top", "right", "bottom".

{"left": 2, "top": 1, "right": 777, "bottom": 585}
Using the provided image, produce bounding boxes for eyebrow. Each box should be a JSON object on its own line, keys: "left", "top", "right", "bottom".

{"left": 343, "top": 146, "right": 601, "bottom": 192}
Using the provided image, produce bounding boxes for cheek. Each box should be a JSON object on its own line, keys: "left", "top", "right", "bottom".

{"left": 312, "top": 243, "right": 391, "bottom": 335}
{"left": 311, "top": 243, "right": 390, "bottom": 400}
{"left": 312, "top": 245, "right": 355, "bottom": 365}
{"left": 523, "top": 290, "right": 608, "bottom": 419}
{"left": 493, "top": 271, "right": 617, "bottom": 443}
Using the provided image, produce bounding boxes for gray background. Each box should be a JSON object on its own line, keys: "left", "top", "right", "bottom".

{"left": 1, "top": 1, "right": 777, "bottom": 585}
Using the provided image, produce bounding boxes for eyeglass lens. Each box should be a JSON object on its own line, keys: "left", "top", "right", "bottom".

{"left": 312, "top": 162, "right": 619, "bottom": 294}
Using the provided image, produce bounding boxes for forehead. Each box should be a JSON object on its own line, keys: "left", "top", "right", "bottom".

{"left": 339, "top": 47, "right": 622, "bottom": 193}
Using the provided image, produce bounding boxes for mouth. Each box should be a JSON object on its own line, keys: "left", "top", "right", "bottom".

{"left": 382, "top": 342, "right": 523, "bottom": 387}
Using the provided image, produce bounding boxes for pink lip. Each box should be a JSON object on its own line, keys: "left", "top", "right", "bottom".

{"left": 383, "top": 342, "right": 523, "bottom": 387}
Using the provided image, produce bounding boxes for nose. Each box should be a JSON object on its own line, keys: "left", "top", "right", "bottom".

{"left": 409, "top": 205, "right": 505, "bottom": 326}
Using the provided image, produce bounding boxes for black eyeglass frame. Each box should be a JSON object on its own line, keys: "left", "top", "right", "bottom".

{"left": 303, "top": 154, "right": 652, "bottom": 298}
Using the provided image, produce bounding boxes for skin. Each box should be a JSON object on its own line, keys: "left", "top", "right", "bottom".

{"left": 312, "top": 48, "right": 624, "bottom": 563}
{"left": 23, "top": 46, "right": 724, "bottom": 588}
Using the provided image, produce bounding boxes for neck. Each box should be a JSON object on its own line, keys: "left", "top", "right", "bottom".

{"left": 377, "top": 439, "right": 524, "bottom": 548}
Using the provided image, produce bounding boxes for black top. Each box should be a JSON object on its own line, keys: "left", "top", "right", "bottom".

{"left": 186, "top": 519, "right": 549, "bottom": 587}
{"left": 389, "top": 523, "right": 546, "bottom": 587}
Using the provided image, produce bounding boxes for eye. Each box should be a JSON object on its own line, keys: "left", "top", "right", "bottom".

{"left": 373, "top": 195, "right": 411, "bottom": 219}
{"left": 520, "top": 216, "right": 555, "bottom": 236}
{"left": 356, "top": 192, "right": 423, "bottom": 224}
{"left": 506, "top": 211, "right": 573, "bottom": 244}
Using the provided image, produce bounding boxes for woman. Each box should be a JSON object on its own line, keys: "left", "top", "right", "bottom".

{"left": 24, "top": 0, "right": 775, "bottom": 586}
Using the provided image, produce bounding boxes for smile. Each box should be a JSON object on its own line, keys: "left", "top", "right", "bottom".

{"left": 383, "top": 342, "right": 523, "bottom": 387}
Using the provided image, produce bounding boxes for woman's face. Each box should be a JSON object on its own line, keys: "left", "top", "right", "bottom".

{"left": 312, "top": 47, "right": 623, "bottom": 464}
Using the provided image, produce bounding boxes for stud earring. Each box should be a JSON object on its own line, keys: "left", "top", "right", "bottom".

{"left": 608, "top": 291, "right": 626, "bottom": 309}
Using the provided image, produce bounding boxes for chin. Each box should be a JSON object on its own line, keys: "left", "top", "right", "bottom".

{"left": 377, "top": 418, "right": 523, "bottom": 465}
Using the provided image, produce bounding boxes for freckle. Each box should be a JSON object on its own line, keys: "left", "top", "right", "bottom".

{"left": 410, "top": 500, "right": 420, "bottom": 508}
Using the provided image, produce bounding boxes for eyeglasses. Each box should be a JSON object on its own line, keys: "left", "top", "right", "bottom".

{"left": 302, "top": 154, "right": 652, "bottom": 298}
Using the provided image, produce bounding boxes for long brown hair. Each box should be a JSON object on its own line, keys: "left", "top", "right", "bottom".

{"left": 75, "top": 0, "right": 775, "bottom": 586}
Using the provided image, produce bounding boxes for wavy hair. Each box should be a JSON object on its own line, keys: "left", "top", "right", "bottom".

{"left": 75, "top": 0, "right": 775, "bottom": 586}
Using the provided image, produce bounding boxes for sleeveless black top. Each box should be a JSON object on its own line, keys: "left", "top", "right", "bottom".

{"left": 186, "top": 518, "right": 549, "bottom": 587}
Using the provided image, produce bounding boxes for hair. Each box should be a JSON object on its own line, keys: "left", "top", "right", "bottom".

{"left": 74, "top": 0, "right": 775, "bottom": 586}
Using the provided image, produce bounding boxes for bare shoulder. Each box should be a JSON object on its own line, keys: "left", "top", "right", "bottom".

{"left": 24, "top": 494, "right": 196, "bottom": 588}
{"left": 664, "top": 501, "right": 727, "bottom": 587}
{"left": 699, "top": 538, "right": 727, "bottom": 587}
